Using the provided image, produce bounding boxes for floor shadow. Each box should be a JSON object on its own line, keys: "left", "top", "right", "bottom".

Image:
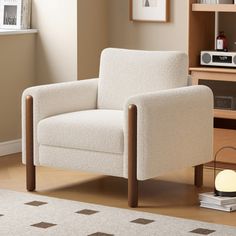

{"left": 34, "top": 176, "right": 213, "bottom": 210}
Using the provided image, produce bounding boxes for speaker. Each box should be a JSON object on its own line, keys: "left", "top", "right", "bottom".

{"left": 233, "top": 55, "right": 236, "bottom": 65}
{"left": 202, "top": 53, "right": 211, "bottom": 64}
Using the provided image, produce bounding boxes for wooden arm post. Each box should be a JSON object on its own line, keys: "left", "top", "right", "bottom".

{"left": 128, "top": 105, "right": 138, "bottom": 207}
{"left": 26, "top": 95, "right": 35, "bottom": 191}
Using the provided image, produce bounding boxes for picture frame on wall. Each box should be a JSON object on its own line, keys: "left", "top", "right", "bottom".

{"left": 0, "top": 0, "right": 31, "bottom": 29}
{"left": 130, "top": 0, "right": 170, "bottom": 22}
{"left": 0, "top": 0, "right": 21, "bottom": 29}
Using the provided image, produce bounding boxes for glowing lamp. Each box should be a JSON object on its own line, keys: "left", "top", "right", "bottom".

{"left": 215, "top": 169, "right": 236, "bottom": 197}
{"left": 214, "top": 146, "right": 236, "bottom": 197}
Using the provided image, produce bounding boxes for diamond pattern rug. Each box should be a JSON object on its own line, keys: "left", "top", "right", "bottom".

{"left": 0, "top": 189, "right": 235, "bottom": 236}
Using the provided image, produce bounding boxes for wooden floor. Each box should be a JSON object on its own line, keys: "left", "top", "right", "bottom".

{"left": 1, "top": 153, "right": 236, "bottom": 227}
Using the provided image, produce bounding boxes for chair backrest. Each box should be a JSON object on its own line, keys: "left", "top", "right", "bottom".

{"left": 97, "top": 48, "right": 188, "bottom": 110}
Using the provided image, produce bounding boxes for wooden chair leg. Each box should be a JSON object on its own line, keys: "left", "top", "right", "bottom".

{"left": 194, "top": 164, "right": 203, "bottom": 188}
{"left": 128, "top": 105, "right": 138, "bottom": 207}
{"left": 26, "top": 95, "right": 36, "bottom": 191}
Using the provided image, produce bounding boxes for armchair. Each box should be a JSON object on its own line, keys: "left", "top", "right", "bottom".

{"left": 22, "top": 48, "right": 213, "bottom": 207}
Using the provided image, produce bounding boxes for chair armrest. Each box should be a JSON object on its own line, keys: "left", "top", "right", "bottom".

{"left": 22, "top": 79, "right": 98, "bottom": 120}
{"left": 124, "top": 85, "right": 213, "bottom": 180}
{"left": 22, "top": 79, "right": 98, "bottom": 165}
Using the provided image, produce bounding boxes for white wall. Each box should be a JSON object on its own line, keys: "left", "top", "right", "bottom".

{"left": 32, "top": 0, "right": 77, "bottom": 84}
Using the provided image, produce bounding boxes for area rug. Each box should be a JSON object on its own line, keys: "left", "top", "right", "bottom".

{"left": 0, "top": 189, "right": 236, "bottom": 236}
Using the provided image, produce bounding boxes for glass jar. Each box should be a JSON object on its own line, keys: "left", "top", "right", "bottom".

{"left": 216, "top": 31, "right": 228, "bottom": 52}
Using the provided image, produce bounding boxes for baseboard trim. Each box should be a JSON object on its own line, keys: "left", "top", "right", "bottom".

{"left": 0, "top": 139, "right": 22, "bottom": 156}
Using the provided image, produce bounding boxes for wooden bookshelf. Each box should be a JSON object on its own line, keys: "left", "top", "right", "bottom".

{"left": 192, "top": 3, "right": 236, "bottom": 12}
{"left": 189, "top": 1, "right": 236, "bottom": 168}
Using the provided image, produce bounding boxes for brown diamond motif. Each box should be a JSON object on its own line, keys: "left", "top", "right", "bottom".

{"left": 25, "top": 201, "right": 48, "bottom": 207}
{"left": 190, "top": 228, "right": 216, "bottom": 235}
{"left": 76, "top": 209, "right": 99, "bottom": 215}
{"left": 31, "top": 222, "right": 57, "bottom": 229}
{"left": 88, "top": 233, "right": 114, "bottom": 236}
{"left": 131, "top": 218, "right": 155, "bottom": 225}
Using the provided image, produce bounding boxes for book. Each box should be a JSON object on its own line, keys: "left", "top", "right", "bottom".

{"left": 199, "top": 192, "right": 236, "bottom": 205}
{"left": 200, "top": 201, "right": 236, "bottom": 212}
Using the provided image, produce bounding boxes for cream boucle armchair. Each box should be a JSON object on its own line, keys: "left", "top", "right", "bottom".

{"left": 22, "top": 48, "right": 213, "bottom": 207}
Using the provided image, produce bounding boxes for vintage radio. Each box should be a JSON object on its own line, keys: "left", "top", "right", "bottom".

{"left": 201, "top": 51, "right": 236, "bottom": 68}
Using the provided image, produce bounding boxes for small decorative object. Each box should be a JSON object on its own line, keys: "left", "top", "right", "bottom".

{"left": 216, "top": 31, "right": 228, "bottom": 52}
{"left": 215, "top": 170, "right": 236, "bottom": 197}
{"left": 130, "top": 0, "right": 169, "bottom": 22}
{"left": 214, "top": 146, "right": 236, "bottom": 197}
{"left": 0, "top": 0, "right": 31, "bottom": 29}
{"left": 199, "top": 146, "right": 236, "bottom": 212}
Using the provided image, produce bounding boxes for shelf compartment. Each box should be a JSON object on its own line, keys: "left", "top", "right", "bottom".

{"left": 192, "top": 3, "right": 236, "bottom": 12}
{"left": 197, "top": 79, "right": 236, "bottom": 119}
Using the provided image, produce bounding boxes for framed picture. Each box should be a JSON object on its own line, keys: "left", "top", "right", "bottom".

{"left": 130, "top": 0, "right": 170, "bottom": 22}
{"left": 0, "top": 0, "right": 21, "bottom": 29}
{"left": 0, "top": 0, "right": 31, "bottom": 29}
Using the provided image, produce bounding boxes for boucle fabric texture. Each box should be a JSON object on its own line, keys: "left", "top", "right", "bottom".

{"left": 39, "top": 145, "right": 123, "bottom": 177}
{"left": 22, "top": 79, "right": 98, "bottom": 165}
{"left": 38, "top": 110, "right": 124, "bottom": 154}
{"left": 124, "top": 85, "right": 213, "bottom": 180}
{"left": 98, "top": 48, "right": 188, "bottom": 110}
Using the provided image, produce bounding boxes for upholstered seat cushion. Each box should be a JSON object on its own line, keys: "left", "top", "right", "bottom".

{"left": 37, "top": 110, "right": 124, "bottom": 154}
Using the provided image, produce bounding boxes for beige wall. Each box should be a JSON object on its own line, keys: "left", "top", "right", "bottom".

{"left": 108, "top": 0, "right": 188, "bottom": 52}
{"left": 77, "top": 0, "right": 189, "bottom": 79}
{"left": 32, "top": 0, "right": 77, "bottom": 84}
{"left": 0, "top": 34, "right": 35, "bottom": 142}
{"left": 78, "top": 0, "right": 109, "bottom": 80}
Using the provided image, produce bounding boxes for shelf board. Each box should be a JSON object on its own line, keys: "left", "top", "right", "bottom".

{"left": 192, "top": 3, "right": 236, "bottom": 12}
{"left": 0, "top": 29, "right": 38, "bottom": 35}
{"left": 214, "top": 109, "right": 236, "bottom": 120}
{"left": 189, "top": 67, "right": 236, "bottom": 74}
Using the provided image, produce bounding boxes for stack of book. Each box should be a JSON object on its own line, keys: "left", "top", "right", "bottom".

{"left": 199, "top": 192, "right": 236, "bottom": 212}
{"left": 197, "top": 0, "right": 233, "bottom": 3}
